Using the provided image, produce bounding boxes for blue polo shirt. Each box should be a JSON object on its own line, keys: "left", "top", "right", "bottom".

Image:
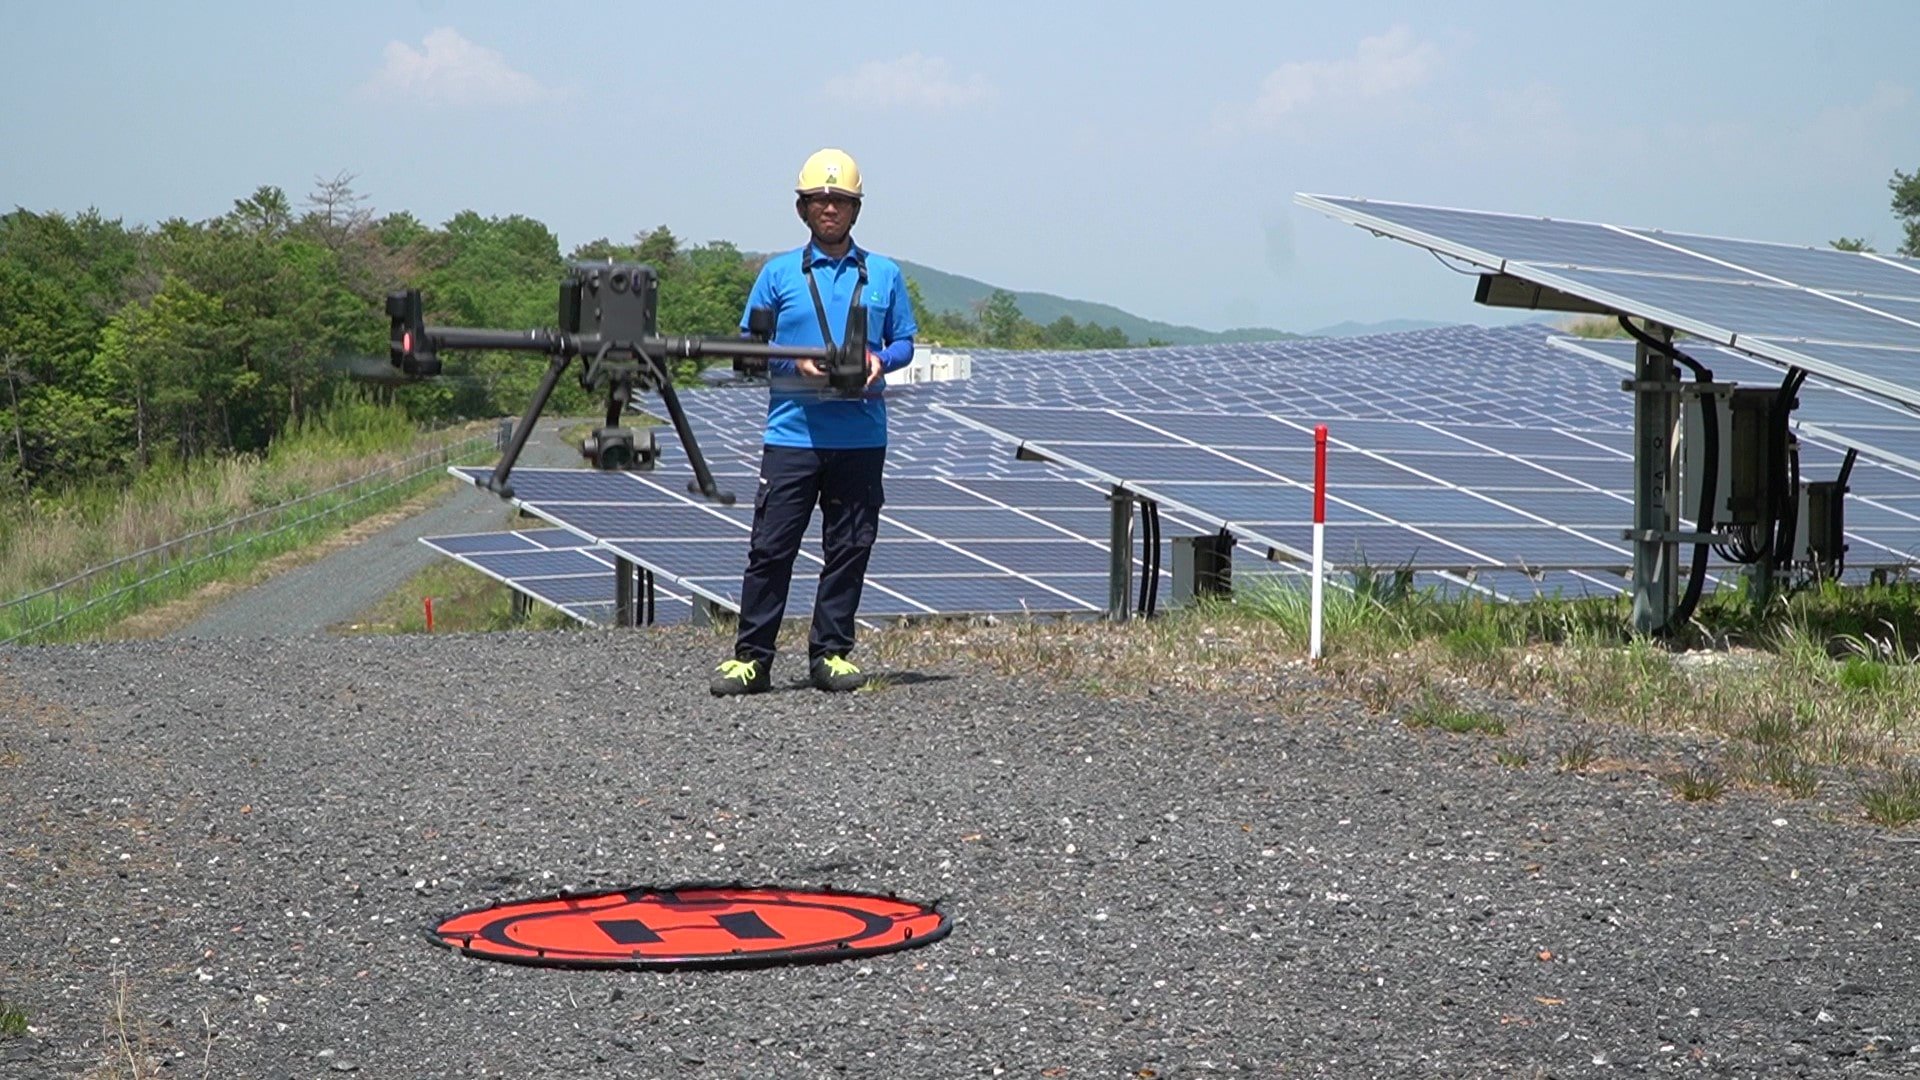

{"left": 741, "top": 240, "right": 918, "bottom": 449}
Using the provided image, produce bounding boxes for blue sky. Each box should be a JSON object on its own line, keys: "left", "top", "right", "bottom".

{"left": 5, "top": 2, "right": 1918, "bottom": 334}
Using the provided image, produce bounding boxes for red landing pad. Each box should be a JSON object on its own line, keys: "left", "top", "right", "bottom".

{"left": 430, "top": 885, "right": 950, "bottom": 970}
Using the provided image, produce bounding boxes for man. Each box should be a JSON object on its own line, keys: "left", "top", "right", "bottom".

{"left": 710, "top": 148, "right": 918, "bottom": 696}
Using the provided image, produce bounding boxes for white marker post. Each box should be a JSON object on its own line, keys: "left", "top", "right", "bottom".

{"left": 1310, "top": 424, "right": 1328, "bottom": 662}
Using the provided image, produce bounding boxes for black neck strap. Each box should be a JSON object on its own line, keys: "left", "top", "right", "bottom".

{"left": 801, "top": 244, "right": 868, "bottom": 351}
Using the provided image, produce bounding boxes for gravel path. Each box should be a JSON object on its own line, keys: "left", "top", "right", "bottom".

{"left": 171, "top": 420, "right": 583, "bottom": 640}
{"left": 3, "top": 629, "right": 1918, "bottom": 1078}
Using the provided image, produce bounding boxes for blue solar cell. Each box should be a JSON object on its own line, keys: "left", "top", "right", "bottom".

{"left": 909, "top": 539, "right": 1112, "bottom": 576}
{"left": 1306, "top": 523, "right": 1487, "bottom": 567}
{"left": 1482, "top": 489, "right": 1633, "bottom": 526}
{"left": 533, "top": 503, "right": 750, "bottom": 539}
{"left": 523, "top": 574, "right": 621, "bottom": 604}
{"left": 1844, "top": 529, "right": 1920, "bottom": 561}
{"left": 902, "top": 476, "right": 1105, "bottom": 507}
{"left": 1372, "top": 452, "right": 1617, "bottom": 491}
{"left": 1845, "top": 501, "right": 1920, "bottom": 528}
{"left": 1126, "top": 412, "right": 1300, "bottom": 447}
{"left": 1041, "top": 444, "right": 1277, "bottom": 483}
{"left": 1314, "top": 197, "right": 1766, "bottom": 281}
{"left": 864, "top": 541, "right": 1012, "bottom": 575}
{"left": 1541, "top": 269, "right": 1920, "bottom": 350}
{"left": 948, "top": 405, "right": 1159, "bottom": 443}
{"left": 465, "top": 550, "right": 610, "bottom": 578}
{"left": 1838, "top": 462, "right": 1920, "bottom": 497}
{"left": 1341, "top": 487, "right": 1545, "bottom": 525}
{"left": 1173, "top": 447, "right": 1310, "bottom": 481}
{"left": 1440, "top": 425, "right": 1631, "bottom": 461}
{"left": 599, "top": 538, "right": 746, "bottom": 575}
{"left": 882, "top": 508, "right": 1094, "bottom": 540}
{"left": 1132, "top": 482, "right": 1308, "bottom": 521}
{"left": 452, "top": 467, "right": 673, "bottom": 503}
{"left": 1624, "top": 230, "right": 1920, "bottom": 300}
{"left": 423, "top": 531, "right": 544, "bottom": 556}
{"left": 875, "top": 476, "right": 1006, "bottom": 506}
{"left": 1325, "top": 418, "right": 1488, "bottom": 453}
{"left": 1419, "top": 526, "right": 1628, "bottom": 565}
{"left": 1856, "top": 496, "right": 1920, "bottom": 521}
{"left": 868, "top": 575, "right": 1098, "bottom": 613}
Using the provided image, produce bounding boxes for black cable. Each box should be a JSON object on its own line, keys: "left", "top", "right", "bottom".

{"left": 1833, "top": 448, "right": 1858, "bottom": 579}
{"left": 1146, "top": 502, "right": 1161, "bottom": 616}
{"left": 1770, "top": 369, "right": 1807, "bottom": 570}
{"left": 1618, "top": 317, "right": 1716, "bottom": 634}
{"left": 1135, "top": 500, "right": 1161, "bottom": 617}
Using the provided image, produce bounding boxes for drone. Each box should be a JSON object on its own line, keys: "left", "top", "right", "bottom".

{"left": 382, "top": 261, "right": 869, "bottom": 503}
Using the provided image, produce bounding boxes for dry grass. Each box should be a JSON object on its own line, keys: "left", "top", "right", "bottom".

{"left": 867, "top": 579, "right": 1920, "bottom": 828}
{"left": 0, "top": 411, "right": 489, "bottom": 606}
{"left": 82, "top": 970, "right": 165, "bottom": 1080}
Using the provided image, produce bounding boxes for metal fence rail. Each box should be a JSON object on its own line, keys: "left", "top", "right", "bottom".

{"left": 0, "top": 433, "right": 494, "bottom": 645}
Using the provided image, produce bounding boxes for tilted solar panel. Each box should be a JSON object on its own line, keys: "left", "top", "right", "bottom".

{"left": 1297, "top": 194, "right": 1920, "bottom": 411}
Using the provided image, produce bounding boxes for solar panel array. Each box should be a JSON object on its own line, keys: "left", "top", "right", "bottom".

{"left": 425, "top": 319, "right": 1920, "bottom": 624}
{"left": 417, "top": 527, "right": 682, "bottom": 626}
{"left": 1297, "top": 194, "right": 1920, "bottom": 412}
{"left": 443, "top": 465, "right": 1196, "bottom": 625}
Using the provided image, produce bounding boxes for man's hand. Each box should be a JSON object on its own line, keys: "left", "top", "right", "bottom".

{"left": 865, "top": 350, "right": 883, "bottom": 388}
{"left": 796, "top": 358, "right": 826, "bottom": 380}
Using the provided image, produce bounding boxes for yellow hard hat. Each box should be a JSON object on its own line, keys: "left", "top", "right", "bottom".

{"left": 795, "top": 148, "right": 863, "bottom": 199}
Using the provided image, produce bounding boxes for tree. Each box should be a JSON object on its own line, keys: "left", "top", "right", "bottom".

{"left": 1893, "top": 167, "right": 1920, "bottom": 257}
{"left": 1831, "top": 237, "right": 1871, "bottom": 252}
{"left": 976, "top": 289, "right": 1026, "bottom": 347}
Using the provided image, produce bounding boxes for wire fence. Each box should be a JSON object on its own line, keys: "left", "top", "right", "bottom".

{"left": 0, "top": 432, "right": 496, "bottom": 645}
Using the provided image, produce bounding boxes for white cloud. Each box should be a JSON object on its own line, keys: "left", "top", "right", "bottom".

{"left": 358, "top": 28, "right": 558, "bottom": 108}
{"left": 820, "top": 54, "right": 996, "bottom": 111}
{"left": 1221, "top": 26, "right": 1441, "bottom": 133}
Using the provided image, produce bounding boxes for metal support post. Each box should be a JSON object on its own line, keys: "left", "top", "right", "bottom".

{"left": 1629, "top": 330, "right": 1682, "bottom": 635}
{"left": 1107, "top": 487, "right": 1135, "bottom": 621}
{"left": 613, "top": 556, "right": 638, "bottom": 628}
{"left": 690, "top": 597, "right": 717, "bottom": 627}
{"left": 510, "top": 589, "right": 531, "bottom": 624}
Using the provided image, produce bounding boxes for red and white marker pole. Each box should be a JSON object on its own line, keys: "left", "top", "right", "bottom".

{"left": 1310, "top": 424, "right": 1328, "bottom": 662}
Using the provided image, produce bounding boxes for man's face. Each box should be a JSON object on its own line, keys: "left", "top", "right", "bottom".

{"left": 798, "top": 193, "right": 860, "bottom": 244}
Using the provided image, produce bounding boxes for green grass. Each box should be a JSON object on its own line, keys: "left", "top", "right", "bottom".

{"left": 1402, "top": 692, "right": 1507, "bottom": 736}
{"left": 1664, "top": 763, "right": 1729, "bottom": 802}
{"left": 1859, "top": 766, "right": 1920, "bottom": 827}
{"left": 0, "top": 1000, "right": 25, "bottom": 1039}
{"left": 340, "top": 556, "right": 581, "bottom": 635}
{"left": 0, "top": 399, "right": 494, "bottom": 645}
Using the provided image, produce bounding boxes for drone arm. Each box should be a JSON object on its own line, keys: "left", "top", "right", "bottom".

{"left": 432, "top": 327, "right": 573, "bottom": 354}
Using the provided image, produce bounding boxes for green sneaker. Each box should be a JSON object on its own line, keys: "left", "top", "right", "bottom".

{"left": 709, "top": 657, "right": 770, "bottom": 697}
{"left": 809, "top": 655, "right": 868, "bottom": 693}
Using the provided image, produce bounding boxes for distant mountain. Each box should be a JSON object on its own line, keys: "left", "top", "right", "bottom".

{"left": 1304, "top": 318, "right": 1453, "bottom": 338}
{"left": 895, "top": 260, "right": 1304, "bottom": 347}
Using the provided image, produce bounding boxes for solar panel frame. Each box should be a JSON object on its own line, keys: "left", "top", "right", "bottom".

{"left": 417, "top": 528, "right": 698, "bottom": 627}
{"left": 1297, "top": 193, "right": 1920, "bottom": 412}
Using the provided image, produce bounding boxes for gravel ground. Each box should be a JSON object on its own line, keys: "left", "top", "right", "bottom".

{"left": 3, "top": 629, "right": 1919, "bottom": 1078}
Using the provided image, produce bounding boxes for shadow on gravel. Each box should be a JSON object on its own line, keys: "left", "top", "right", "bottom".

{"left": 725, "top": 672, "right": 955, "bottom": 695}
{"left": 875, "top": 671, "right": 955, "bottom": 687}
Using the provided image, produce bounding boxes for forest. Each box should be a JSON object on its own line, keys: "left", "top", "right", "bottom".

{"left": 0, "top": 176, "right": 1135, "bottom": 500}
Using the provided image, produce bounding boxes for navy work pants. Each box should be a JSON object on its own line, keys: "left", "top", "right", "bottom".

{"left": 733, "top": 445, "right": 886, "bottom": 665}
